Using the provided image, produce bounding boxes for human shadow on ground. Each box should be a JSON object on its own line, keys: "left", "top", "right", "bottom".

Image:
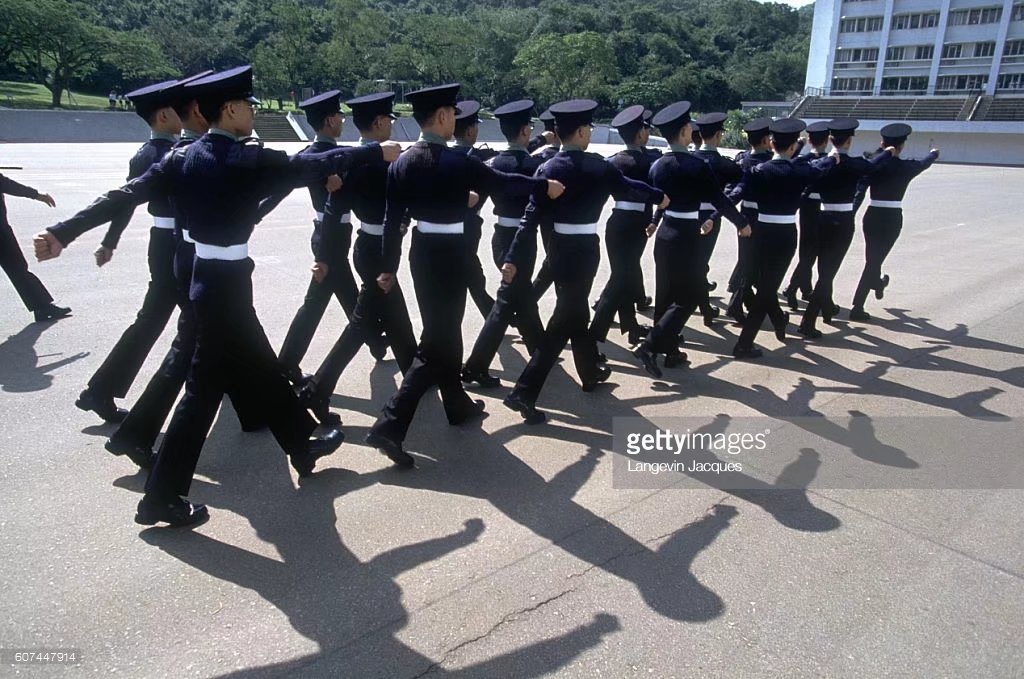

{"left": 0, "top": 322, "right": 87, "bottom": 393}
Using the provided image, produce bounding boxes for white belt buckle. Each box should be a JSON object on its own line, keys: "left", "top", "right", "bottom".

{"left": 415, "top": 220, "right": 464, "bottom": 234}
{"left": 193, "top": 241, "right": 249, "bottom": 261}
{"left": 614, "top": 201, "right": 645, "bottom": 212}
{"left": 553, "top": 222, "right": 598, "bottom": 235}
{"left": 758, "top": 213, "right": 797, "bottom": 225}
{"left": 665, "top": 210, "right": 699, "bottom": 220}
{"left": 152, "top": 216, "right": 175, "bottom": 229}
{"left": 822, "top": 202, "right": 854, "bottom": 212}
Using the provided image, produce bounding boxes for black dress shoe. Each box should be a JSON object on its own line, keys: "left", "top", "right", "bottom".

{"left": 291, "top": 428, "right": 344, "bottom": 477}
{"left": 460, "top": 367, "right": 500, "bottom": 389}
{"left": 707, "top": 280, "right": 717, "bottom": 292}
{"left": 76, "top": 388, "right": 128, "bottom": 423}
{"left": 368, "top": 338, "right": 388, "bottom": 361}
{"left": 849, "top": 307, "right": 871, "bottom": 322}
{"left": 300, "top": 386, "right": 342, "bottom": 426}
{"left": 33, "top": 303, "right": 71, "bottom": 323}
{"left": 732, "top": 345, "right": 763, "bottom": 360}
{"left": 596, "top": 352, "right": 608, "bottom": 364}
{"left": 448, "top": 399, "right": 486, "bottom": 426}
{"left": 875, "top": 274, "right": 890, "bottom": 300}
{"left": 785, "top": 290, "right": 799, "bottom": 312}
{"left": 632, "top": 345, "right": 662, "bottom": 378}
{"left": 797, "top": 325, "right": 823, "bottom": 339}
{"left": 582, "top": 365, "right": 612, "bottom": 392}
{"left": 664, "top": 351, "right": 690, "bottom": 369}
{"left": 135, "top": 494, "right": 209, "bottom": 527}
{"left": 365, "top": 431, "right": 415, "bottom": 468}
{"left": 626, "top": 325, "right": 651, "bottom": 345}
{"left": 774, "top": 312, "right": 790, "bottom": 342}
{"left": 503, "top": 393, "right": 547, "bottom": 424}
{"left": 282, "top": 365, "right": 313, "bottom": 387}
{"left": 105, "top": 438, "right": 156, "bottom": 469}
{"left": 635, "top": 296, "right": 653, "bottom": 311}
{"left": 829, "top": 302, "right": 841, "bottom": 317}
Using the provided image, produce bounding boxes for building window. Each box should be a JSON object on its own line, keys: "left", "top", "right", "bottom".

{"left": 915, "top": 45, "right": 934, "bottom": 60}
{"left": 880, "top": 76, "right": 929, "bottom": 92}
{"left": 974, "top": 42, "right": 996, "bottom": 58}
{"left": 998, "top": 73, "right": 1024, "bottom": 89}
{"left": 1005, "top": 39, "right": 1024, "bottom": 56}
{"left": 836, "top": 47, "right": 879, "bottom": 62}
{"left": 941, "top": 44, "right": 964, "bottom": 59}
{"left": 839, "top": 16, "right": 884, "bottom": 32}
{"left": 892, "top": 12, "right": 940, "bottom": 30}
{"left": 832, "top": 77, "right": 875, "bottom": 92}
{"left": 886, "top": 46, "right": 905, "bottom": 61}
{"left": 948, "top": 7, "right": 1003, "bottom": 26}
{"left": 1011, "top": 4, "right": 1024, "bottom": 21}
{"left": 935, "top": 74, "right": 987, "bottom": 91}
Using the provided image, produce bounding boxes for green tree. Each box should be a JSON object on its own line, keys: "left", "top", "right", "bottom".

{"left": 513, "top": 31, "right": 618, "bottom": 103}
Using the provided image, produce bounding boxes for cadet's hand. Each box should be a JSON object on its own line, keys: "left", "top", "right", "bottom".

{"left": 36, "top": 193, "right": 56, "bottom": 208}
{"left": 377, "top": 272, "right": 395, "bottom": 293}
{"left": 468, "top": 191, "right": 480, "bottom": 209}
{"left": 311, "top": 261, "right": 329, "bottom": 283}
{"left": 830, "top": 149, "right": 842, "bottom": 164}
{"left": 645, "top": 222, "right": 657, "bottom": 238}
{"left": 501, "top": 262, "right": 517, "bottom": 283}
{"left": 658, "top": 195, "right": 670, "bottom": 210}
{"left": 380, "top": 141, "right": 402, "bottom": 163}
{"left": 325, "top": 174, "right": 343, "bottom": 193}
{"left": 931, "top": 148, "right": 940, "bottom": 158}
{"left": 883, "top": 146, "right": 897, "bottom": 156}
{"left": 700, "top": 219, "right": 714, "bottom": 235}
{"left": 546, "top": 179, "right": 565, "bottom": 199}
{"left": 33, "top": 231, "right": 63, "bottom": 261}
{"left": 738, "top": 225, "right": 752, "bottom": 238}
{"left": 542, "top": 130, "right": 555, "bottom": 145}
{"left": 94, "top": 245, "right": 114, "bottom": 267}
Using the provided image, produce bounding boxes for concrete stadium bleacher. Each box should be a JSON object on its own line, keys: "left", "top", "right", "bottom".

{"left": 978, "top": 96, "right": 1024, "bottom": 121}
{"left": 797, "top": 96, "right": 970, "bottom": 121}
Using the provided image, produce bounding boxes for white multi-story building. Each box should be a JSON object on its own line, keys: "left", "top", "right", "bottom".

{"left": 805, "top": 0, "right": 1024, "bottom": 96}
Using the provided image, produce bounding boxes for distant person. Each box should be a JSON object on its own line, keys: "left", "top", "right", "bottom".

{"left": 108, "top": 90, "right": 117, "bottom": 110}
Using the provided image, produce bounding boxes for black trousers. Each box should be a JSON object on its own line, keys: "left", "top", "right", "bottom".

{"left": 786, "top": 200, "right": 821, "bottom": 297}
{"left": 531, "top": 223, "right": 555, "bottom": 300}
{"left": 727, "top": 208, "right": 759, "bottom": 313}
{"left": 737, "top": 222, "right": 797, "bottom": 349}
{"left": 591, "top": 210, "right": 645, "bottom": 341}
{"left": 110, "top": 240, "right": 263, "bottom": 452}
{"left": 852, "top": 207, "right": 902, "bottom": 310}
{"left": 146, "top": 256, "right": 316, "bottom": 498}
{"left": 646, "top": 219, "right": 704, "bottom": 354}
{"left": 802, "top": 211, "right": 855, "bottom": 329}
{"left": 371, "top": 232, "right": 476, "bottom": 443}
{"left": 464, "top": 225, "right": 543, "bottom": 374}
{"left": 88, "top": 227, "right": 178, "bottom": 399}
{"left": 309, "top": 231, "right": 417, "bottom": 403}
{"left": 696, "top": 211, "right": 721, "bottom": 314}
{"left": 511, "top": 234, "right": 602, "bottom": 405}
{"left": 278, "top": 225, "right": 357, "bottom": 375}
{"left": 1, "top": 219, "right": 52, "bottom": 311}
{"left": 465, "top": 216, "right": 495, "bottom": 319}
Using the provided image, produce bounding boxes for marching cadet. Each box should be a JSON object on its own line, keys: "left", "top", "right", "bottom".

{"left": 590, "top": 105, "right": 659, "bottom": 348}
{"left": 797, "top": 118, "right": 894, "bottom": 339}
{"left": 725, "top": 117, "right": 773, "bottom": 324}
{"left": 635, "top": 108, "right": 660, "bottom": 312}
{"left": 783, "top": 120, "right": 830, "bottom": 311}
{"left": 366, "top": 84, "right": 564, "bottom": 467}
{"left": 1, "top": 172, "right": 67, "bottom": 322}
{"left": 502, "top": 99, "right": 667, "bottom": 425}
{"left": 262, "top": 90, "right": 387, "bottom": 383}
{"left": 849, "top": 124, "right": 939, "bottom": 321}
{"left": 728, "top": 118, "right": 842, "bottom": 359}
{"left": 531, "top": 107, "right": 561, "bottom": 302}
{"left": 297, "top": 91, "right": 418, "bottom": 424}
{"left": 693, "top": 111, "right": 743, "bottom": 326}
{"left": 452, "top": 100, "right": 497, "bottom": 320}
{"left": 631, "top": 102, "right": 747, "bottom": 378}
{"left": 461, "top": 99, "right": 547, "bottom": 387}
{"left": 35, "top": 66, "right": 401, "bottom": 526}
{"left": 72, "top": 79, "right": 184, "bottom": 423}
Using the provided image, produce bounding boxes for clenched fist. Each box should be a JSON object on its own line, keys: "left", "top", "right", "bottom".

{"left": 33, "top": 231, "right": 63, "bottom": 261}
{"left": 546, "top": 179, "right": 565, "bottom": 200}
{"left": 380, "top": 141, "right": 402, "bottom": 163}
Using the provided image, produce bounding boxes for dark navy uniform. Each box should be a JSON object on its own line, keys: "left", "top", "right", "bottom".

{"left": 462, "top": 99, "right": 546, "bottom": 383}
{"left": 2, "top": 174, "right": 63, "bottom": 318}
{"left": 590, "top": 105, "right": 658, "bottom": 345}
{"left": 504, "top": 100, "right": 664, "bottom": 424}
{"left": 530, "top": 107, "right": 561, "bottom": 301}
{"left": 728, "top": 119, "right": 839, "bottom": 357}
{"left": 850, "top": 124, "right": 938, "bottom": 319}
{"left": 367, "top": 84, "right": 550, "bottom": 463}
{"left": 798, "top": 118, "right": 892, "bottom": 336}
{"left": 783, "top": 121, "right": 831, "bottom": 308}
{"left": 726, "top": 118, "right": 773, "bottom": 322}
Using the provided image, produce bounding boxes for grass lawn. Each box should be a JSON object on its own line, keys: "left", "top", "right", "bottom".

{"left": 0, "top": 80, "right": 114, "bottom": 110}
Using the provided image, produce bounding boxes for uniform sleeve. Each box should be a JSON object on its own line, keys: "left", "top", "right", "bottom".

{"left": 99, "top": 147, "right": 156, "bottom": 250}
{"left": 47, "top": 155, "right": 172, "bottom": 247}
{"left": 470, "top": 156, "right": 548, "bottom": 200}
{"left": 381, "top": 162, "right": 407, "bottom": 274}
{"left": 606, "top": 162, "right": 663, "bottom": 206}
{"left": 909, "top": 150, "right": 940, "bottom": 178}
{"left": 504, "top": 166, "right": 548, "bottom": 268}
{"left": 527, "top": 135, "right": 546, "bottom": 153}
{"left": 0, "top": 173, "right": 40, "bottom": 199}
{"left": 703, "top": 164, "right": 748, "bottom": 229}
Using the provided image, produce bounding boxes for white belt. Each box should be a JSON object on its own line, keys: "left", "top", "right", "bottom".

{"left": 869, "top": 199, "right": 903, "bottom": 209}
{"left": 614, "top": 201, "right": 646, "bottom": 212}
{"left": 822, "top": 202, "right": 854, "bottom": 212}
{"left": 807, "top": 193, "right": 821, "bottom": 200}
{"left": 496, "top": 216, "right": 521, "bottom": 228}
{"left": 153, "top": 216, "right": 175, "bottom": 229}
{"left": 181, "top": 229, "right": 195, "bottom": 244}
{"left": 758, "top": 213, "right": 797, "bottom": 225}
{"left": 699, "top": 203, "right": 715, "bottom": 211}
{"left": 415, "top": 220, "right": 463, "bottom": 234}
{"left": 742, "top": 201, "right": 759, "bottom": 209}
{"left": 359, "top": 222, "right": 384, "bottom": 236}
{"left": 194, "top": 242, "right": 249, "bottom": 261}
{"left": 315, "top": 211, "right": 351, "bottom": 223}
{"left": 665, "top": 210, "right": 699, "bottom": 220}
{"left": 553, "top": 222, "right": 598, "bottom": 235}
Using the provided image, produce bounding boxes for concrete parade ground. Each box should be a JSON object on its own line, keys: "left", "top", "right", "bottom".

{"left": 1, "top": 142, "right": 1023, "bottom": 678}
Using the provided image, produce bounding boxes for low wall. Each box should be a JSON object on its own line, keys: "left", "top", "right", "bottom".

{"left": 0, "top": 109, "right": 151, "bottom": 142}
